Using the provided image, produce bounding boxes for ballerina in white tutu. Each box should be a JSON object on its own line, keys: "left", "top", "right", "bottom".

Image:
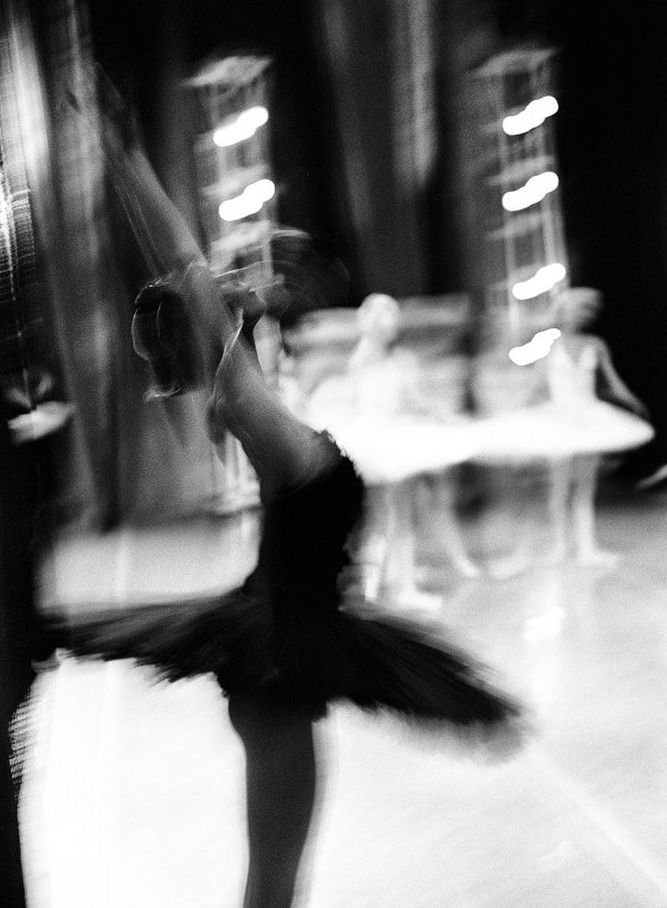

{"left": 477, "top": 288, "right": 653, "bottom": 565}
{"left": 541, "top": 287, "right": 653, "bottom": 565}
{"left": 306, "top": 293, "right": 479, "bottom": 602}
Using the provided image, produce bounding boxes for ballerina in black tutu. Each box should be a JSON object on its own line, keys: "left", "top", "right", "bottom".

{"left": 59, "top": 79, "right": 527, "bottom": 907}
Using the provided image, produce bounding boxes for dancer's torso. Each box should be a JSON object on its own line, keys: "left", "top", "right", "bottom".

{"left": 547, "top": 338, "right": 598, "bottom": 405}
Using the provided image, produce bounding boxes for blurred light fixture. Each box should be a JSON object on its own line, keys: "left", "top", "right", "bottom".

{"left": 512, "top": 263, "right": 566, "bottom": 300}
{"left": 213, "top": 106, "right": 269, "bottom": 147}
{"left": 509, "top": 327, "right": 561, "bottom": 365}
{"left": 502, "top": 171, "right": 559, "bottom": 211}
{"left": 502, "top": 95, "right": 559, "bottom": 136}
{"left": 219, "top": 178, "right": 275, "bottom": 221}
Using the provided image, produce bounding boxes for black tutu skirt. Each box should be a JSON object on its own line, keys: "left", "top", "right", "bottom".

{"left": 54, "top": 455, "right": 522, "bottom": 733}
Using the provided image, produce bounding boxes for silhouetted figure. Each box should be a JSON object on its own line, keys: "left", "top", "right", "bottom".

{"left": 0, "top": 393, "right": 34, "bottom": 908}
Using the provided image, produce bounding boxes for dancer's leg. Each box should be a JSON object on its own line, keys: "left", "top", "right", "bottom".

{"left": 572, "top": 455, "right": 617, "bottom": 566}
{"left": 547, "top": 458, "right": 571, "bottom": 563}
{"left": 381, "top": 481, "right": 427, "bottom": 606}
{"left": 358, "top": 484, "right": 390, "bottom": 602}
{"left": 228, "top": 694, "right": 317, "bottom": 908}
{"left": 430, "top": 474, "right": 480, "bottom": 578}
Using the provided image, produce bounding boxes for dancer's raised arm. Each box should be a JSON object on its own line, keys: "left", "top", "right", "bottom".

{"left": 595, "top": 339, "right": 650, "bottom": 419}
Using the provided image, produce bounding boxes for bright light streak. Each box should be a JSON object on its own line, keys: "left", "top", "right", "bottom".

{"left": 219, "top": 179, "right": 275, "bottom": 221}
{"left": 512, "top": 263, "right": 566, "bottom": 300}
{"left": 502, "top": 171, "right": 559, "bottom": 211}
{"left": 509, "top": 328, "right": 561, "bottom": 365}
{"left": 213, "top": 106, "right": 269, "bottom": 147}
{"left": 522, "top": 604, "right": 566, "bottom": 642}
{"left": 502, "top": 95, "right": 559, "bottom": 136}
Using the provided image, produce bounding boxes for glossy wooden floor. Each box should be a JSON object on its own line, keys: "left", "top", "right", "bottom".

{"left": 19, "top": 480, "right": 667, "bottom": 907}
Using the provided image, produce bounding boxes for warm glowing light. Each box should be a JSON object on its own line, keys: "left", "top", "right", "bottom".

{"left": 502, "top": 95, "right": 559, "bottom": 136}
{"left": 509, "top": 328, "right": 561, "bottom": 365}
{"left": 512, "top": 263, "right": 566, "bottom": 300}
{"left": 219, "top": 179, "right": 276, "bottom": 221}
{"left": 502, "top": 171, "right": 559, "bottom": 211}
{"left": 213, "top": 106, "right": 269, "bottom": 147}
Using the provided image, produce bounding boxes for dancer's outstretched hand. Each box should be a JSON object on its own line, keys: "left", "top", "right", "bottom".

{"left": 269, "top": 229, "right": 350, "bottom": 325}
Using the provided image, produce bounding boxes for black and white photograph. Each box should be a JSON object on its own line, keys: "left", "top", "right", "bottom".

{"left": 1, "top": 1, "right": 666, "bottom": 905}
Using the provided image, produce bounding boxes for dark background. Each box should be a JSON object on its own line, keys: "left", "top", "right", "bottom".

{"left": 80, "top": 0, "right": 667, "bottom": 468}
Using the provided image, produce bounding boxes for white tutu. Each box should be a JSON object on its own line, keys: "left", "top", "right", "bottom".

{"left": 320, "top": 415, "right": 477, "bottom": 484}
{"left": 474, "top": 340, "right": 654, "bottom": 462}
{"left": 476, "top": 399, "right": 654, "bottom": 462}
{"left": 306, "top": 354, "right": 477, "bottom": 484}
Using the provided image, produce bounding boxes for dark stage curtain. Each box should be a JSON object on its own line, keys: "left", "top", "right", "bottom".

{"left": 7, "top": 0, "right": 222, "bottom": 528}
{"left": 312, "top": 0, "right": 437, "bottom": 298}
{"left": 0, "top": 401, "right": 31, "bottom": 907}
{"left": 309, "top": 0, "right": 501, "bottom": 304}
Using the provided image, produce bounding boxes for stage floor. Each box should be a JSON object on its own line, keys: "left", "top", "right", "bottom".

{"left": 19, "top": 484, "right": 667, "bottom": 907}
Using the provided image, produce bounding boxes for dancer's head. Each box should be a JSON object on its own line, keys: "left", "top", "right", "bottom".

{"left": 552, "top": 287, "right": 603, "bottom": 332}
{"left": 132, "top": 278, "right": 201, "bottom": 397}
{"left": 133, "top": 264, "right": 256, "bottom": 397}
{"left": 356, "top": 293, "right": 401, "bottom": 347}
